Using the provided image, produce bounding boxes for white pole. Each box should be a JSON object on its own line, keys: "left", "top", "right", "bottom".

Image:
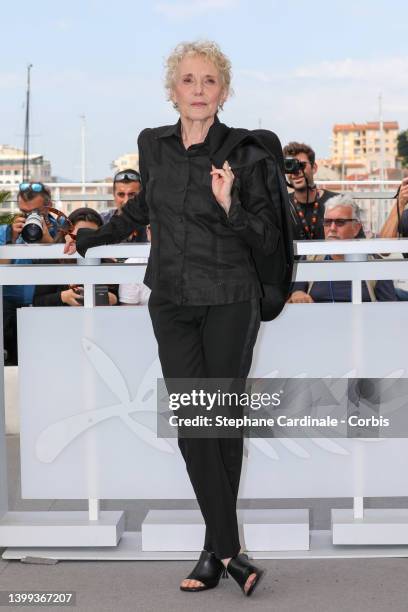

{"left": 348, "top": 253, "right": 364, "bottom": 520}
{"left": 80, "top": 115, "right": 86, "bottom": 196}
{"left": 379, "top": 93, "right": 385, "bottom": 189}
{"left": 77, "top": 257, "right": 101, "bottom": 522}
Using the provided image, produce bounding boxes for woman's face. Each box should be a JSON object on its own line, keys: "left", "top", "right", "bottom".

{"left": 171, "top": 54, "right": 227, "bottom": 122}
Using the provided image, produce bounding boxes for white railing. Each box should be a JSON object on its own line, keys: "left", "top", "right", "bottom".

{"left": 1, "top": 180, "right": 402, "bottom": 237}
{"left": 0, "top": 239, "right": 407, "bottom": 289}
{"left": 0, "top": 179, "right": 402, "bottom": 202}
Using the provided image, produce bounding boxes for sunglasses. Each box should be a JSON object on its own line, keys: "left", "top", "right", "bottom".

{"left": 323, "top": 218, "right": 358, "bottom": 227}
{"left": 114, "top": 171, "right": 141, "bottom": 183}
{"left": 19, "top": 182, "right": 46, "bottom": 193}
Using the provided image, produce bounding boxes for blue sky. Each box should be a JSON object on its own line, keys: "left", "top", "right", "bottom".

{"left": 1, "top": 0, "right": 407, "bottom": 180}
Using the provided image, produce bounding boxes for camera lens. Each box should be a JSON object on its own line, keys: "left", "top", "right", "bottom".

{"left": 284, "top": 157, "right": 303, "bottom": 174}
{"left": 21, "top": 211, "right": 43, "bottom": 243}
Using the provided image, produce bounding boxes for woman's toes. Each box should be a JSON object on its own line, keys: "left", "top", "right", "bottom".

{"left": 244, "top": 572, "right": 257, "bottom": 594}
{"left": 181, "top": 578, "right": 204, "bottom": 589}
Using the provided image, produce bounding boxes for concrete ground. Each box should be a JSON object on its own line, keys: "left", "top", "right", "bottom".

{"left": 1, "top": 434, "right": 408, "bottom": 612}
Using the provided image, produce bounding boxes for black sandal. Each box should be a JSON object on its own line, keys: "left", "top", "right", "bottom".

{"left": 226, "top": 553, "right": 264, "bottom": 596}
{"left": 180, "top": 550, "right": 225, "bottom": 592}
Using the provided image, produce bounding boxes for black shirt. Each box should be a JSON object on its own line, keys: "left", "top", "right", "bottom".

{"left": 32, "top": 260, "right": 119, "bottom": 306}
{"left": 76, "top": 117, "right": 280, "bottom": 306}
{"left": 399, "top": 209, "right": 408, "bottom": 237}
{"left": 289, "top": 189, "right": 338, "bottom": 240}
{"left": 292, "top": 255, "right": 396, "bottom": 302}
{"left": 294, "top": 279, "right": 396, "bottom": 302}
{"left": 33, "top": 283, "right": 119, "bottom": 306}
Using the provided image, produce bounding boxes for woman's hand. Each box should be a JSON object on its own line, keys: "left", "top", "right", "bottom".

{"left": 287, "top": 291, "right": 314, "bottom": 304}
{"left": 211, "top": 161, "right": 235, "bottom": 215}
{"left": 63, "top": 234, "right": 77, "bottom": 255}
{"left": 108, "top": 292, "right": 118, "bottom": 305}
{"left": 60, "top": 288, "right": 83, "bottom": 306}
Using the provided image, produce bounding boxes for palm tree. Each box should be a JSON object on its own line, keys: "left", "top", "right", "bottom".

{"left": 0, "top": 190, "right": 11, "bottom": 204}
{"left": 0, "top": 191, "right": 14, "bottom": 225}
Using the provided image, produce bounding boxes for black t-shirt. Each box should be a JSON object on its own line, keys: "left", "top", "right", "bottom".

{"left": 399, "top": 209, "right": 408, "bottom": 236}
{"left": 289, "top": 189, "right": 338, "bottom": 240}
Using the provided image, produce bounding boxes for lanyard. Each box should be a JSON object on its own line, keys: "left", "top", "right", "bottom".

{"left": 293, "top": 196, "right": 320, "bottom": 239}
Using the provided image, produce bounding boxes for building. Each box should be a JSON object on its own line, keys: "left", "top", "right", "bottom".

{"left": 315, "top": 159, "right": 341, "bottom": 182}
{"left": 111, "top": 152, "right": 139, "bottom": 174}
{"left": 0, "top": 145, "right": 52, "bottom": 186}
{"left": 330, "top": 121, "right": 399, "bottom": 177}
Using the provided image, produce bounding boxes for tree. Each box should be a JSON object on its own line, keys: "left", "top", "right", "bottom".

{"left": 0, "top": 190, "right": 11, "bottom": 203}
{"left": 397, "top": 130, "right": 408, "bottom": 167}
{"left": 0, "top": 191, "right": 13, "bottom": 225}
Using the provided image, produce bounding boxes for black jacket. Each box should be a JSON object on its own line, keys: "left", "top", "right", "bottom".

{"left": 76, "top": 118, "right": 293, "bottom": 319}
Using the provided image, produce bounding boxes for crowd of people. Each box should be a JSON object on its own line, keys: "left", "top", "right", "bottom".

{"left": 1, "top": 140, "right": 408, "bottom": 365}
{"left": 0, "top": 169, "right": 151, "bottom": 364}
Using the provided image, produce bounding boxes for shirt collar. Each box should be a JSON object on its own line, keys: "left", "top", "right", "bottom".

{"left": 156, "top": 122, "right": 180, "bottom": 139}
{"left": 156, "top": 115, "right": 229, "bottom": 156}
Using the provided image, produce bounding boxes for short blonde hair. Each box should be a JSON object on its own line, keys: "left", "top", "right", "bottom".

{"left": 164, "top": 40, "right": 233, "bottom": 102}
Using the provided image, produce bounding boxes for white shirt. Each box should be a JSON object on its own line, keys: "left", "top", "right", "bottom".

{"left": 119, "top": 258, "right": 151, "bottom": 305}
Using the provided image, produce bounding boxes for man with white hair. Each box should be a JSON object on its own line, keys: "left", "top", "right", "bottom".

{"left": 288, "top": 194, "right": 396, "bottom": 303}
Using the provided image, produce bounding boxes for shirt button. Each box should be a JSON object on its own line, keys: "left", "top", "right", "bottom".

{"left": 179, "top": 216, "right": 183, "bottom": 222}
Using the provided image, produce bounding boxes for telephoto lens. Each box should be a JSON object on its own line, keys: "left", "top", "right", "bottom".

{"left": 21, "top": 211, "right": 44, "bottom": 242}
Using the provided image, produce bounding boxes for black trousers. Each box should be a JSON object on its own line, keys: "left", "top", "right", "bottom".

{"left": 149, "top": 293, "right": 260, "bottom": 559}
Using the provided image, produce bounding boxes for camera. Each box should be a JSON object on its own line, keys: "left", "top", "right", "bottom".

{"left": 21, "top": 210, "right": 44, "bottom": 243}
{"left": 69, "top": 285, "right": 109, "bottom": 306}
{"left": 284, "top": 157, "right": 306, "bottom": 175}
{"left": 73, "top": 285, "right": 84, "bottom": 305}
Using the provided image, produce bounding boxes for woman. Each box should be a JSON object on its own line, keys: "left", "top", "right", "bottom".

{"left": 34, "top": 208, "right": 118, "bottom": 306}
{"left": 65, "top": 40, "right": 285, "bottom": 597}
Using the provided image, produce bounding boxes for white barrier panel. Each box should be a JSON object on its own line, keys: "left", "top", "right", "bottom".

{"left": 0, "top": 290, "right": 8, "bottom": 519}
{"left": 19, "top": 302, "right": 408, "bottom": 500}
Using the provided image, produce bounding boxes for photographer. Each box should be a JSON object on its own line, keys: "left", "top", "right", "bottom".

{"left": 101, "top": 169, "right": 147, "bottom": 243}
{"left": 33, "top": 208, "right": 118, "bottom": 307}
{"left": 283, "top": 142, "right": 338, "bottom": 240}
{"left": 288, "top": 194, "right": 396, "bottom": 303}
{"left": 0, "top": 182, "right": 56, "bottom": 250}
{"left": 0, "top": 182, "right": 59, "bottom": 365}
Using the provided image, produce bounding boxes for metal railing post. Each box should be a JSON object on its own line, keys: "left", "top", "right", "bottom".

{"left": 346, "top": 252, "right": 367, "bottom": 521}
{"left": 77, "top": 256, "right": 101, "bottom": 522}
